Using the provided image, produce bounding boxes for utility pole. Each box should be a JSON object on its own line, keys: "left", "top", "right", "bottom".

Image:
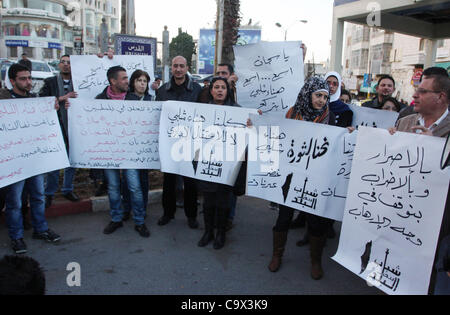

{"left": 214, "top": 0, "right": 224, "bottom": 75}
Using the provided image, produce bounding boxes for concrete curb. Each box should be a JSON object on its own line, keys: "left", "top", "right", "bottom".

{"left": 46, "top": 189, "right": 163, "bottom": 218}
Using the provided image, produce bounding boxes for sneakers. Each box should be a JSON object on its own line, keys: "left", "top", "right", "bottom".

{"left": 11, "top": 238, "right": 27, "bottom": 254}
{"left": 103, "top": 221, "right": 123, "bottom": 234}
{"left": 32, "top": 229, "right": 61, "bottom": 243}
{"left": 135, "top": 224, "right": 150, "bottom": 238}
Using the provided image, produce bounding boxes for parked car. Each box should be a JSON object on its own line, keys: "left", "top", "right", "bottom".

{"left": 28, "top": 60, "right": 55, "bottom": 93}
{"left": 1, "top": 59, "right": 14, "bottom": 81}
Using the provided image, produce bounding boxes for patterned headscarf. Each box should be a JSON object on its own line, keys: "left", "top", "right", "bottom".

{"left": 288, "top": 76, "right": 330, "bottom": 124}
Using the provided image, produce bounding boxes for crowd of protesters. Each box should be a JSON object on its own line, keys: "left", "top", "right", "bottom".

{"left": 0, "top": 45, "right": 448, "bottom": 295}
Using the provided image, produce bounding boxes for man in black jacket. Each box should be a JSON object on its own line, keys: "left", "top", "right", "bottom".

{"left": 362, "top": 75, "right": 396, "bottom": 110}
{"left": 156, "top": 56, "right": 202, "bottom": 229}
{"left": 39, "top": 55, "right": 79, "bottom": 208}
{"left": 95, "top": 66, "right": 150, "bottom": 238}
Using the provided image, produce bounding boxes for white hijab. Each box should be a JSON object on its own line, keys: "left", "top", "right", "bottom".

{"left": 325, "top": 71, "right": 342, "bottom": 103}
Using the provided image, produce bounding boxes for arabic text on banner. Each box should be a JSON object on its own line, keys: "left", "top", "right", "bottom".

{"left": 68, "top": 99, "right": 162, "bottom": 170}
{"left": 0, "top": 97, "right": 70, "bottom": 188}
{"left": 70, "top": 55, "right": 155, "bottom": 99}
{"left": 246, "top": 114, "right": 357, "bottom": 221}
{"left": 234, "top": 41, "right": 305, "bottom": 117}
{"left": 159, "top": 101, "right": 258, "bottom": 186}
{"left": 332, "top": 127, "right": 450, "bottom": 295}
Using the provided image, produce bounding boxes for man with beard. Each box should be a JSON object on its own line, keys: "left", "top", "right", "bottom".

{"left": 362, "top": 75, "right": 397, "bottom": 110}
{"left": 39, "top": 55, "right": 79, "bottom": 208}
{"left": 0, "top": 64, "right": 61, "bottom": 254}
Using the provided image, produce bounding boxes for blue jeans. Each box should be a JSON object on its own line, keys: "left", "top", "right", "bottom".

{"left": 122, "top": 169, "right": 149, "bottom": 213}
{"left": 5, "top": 175, "right": 48, "bottom": 240}
{"left": 45, "top": 167, "right": 76, "bottom": 195}
{"left": 104, "top": 169, "right": 145, "bottom": 225}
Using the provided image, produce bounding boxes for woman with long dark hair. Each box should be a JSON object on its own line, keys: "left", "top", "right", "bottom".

{"left": 197, "top": 77, "right": 240, "bottom": 250}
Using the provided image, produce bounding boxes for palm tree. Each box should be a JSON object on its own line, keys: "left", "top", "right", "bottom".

{"left": 221, "top": 0, "right": 241, "bottom": 66}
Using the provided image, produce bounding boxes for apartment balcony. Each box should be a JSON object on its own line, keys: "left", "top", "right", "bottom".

{"left": 402, "top": 52, "right": 426, "bottom": 66}
{"left": 1, "top": 7, "right": 71, "bottom": 25}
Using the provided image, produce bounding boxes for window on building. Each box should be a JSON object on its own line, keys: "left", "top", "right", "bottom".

{"left": 42, "top": 48, "right": 53, "bottom": 59}
{"left": 438, "top": 39, "right": 445, "bottom": 48}
{"left": 419, "top": 39, "right": 425, "bottom": 51}
{"left": 23, "top": 47, "right": 34, "bottom": 58}
{"left": 8, "top": 46, "right": 18, "bottom": 58}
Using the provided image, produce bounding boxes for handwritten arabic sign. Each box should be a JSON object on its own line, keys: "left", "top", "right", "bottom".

{"left": 333, "top": 127, "right": 450, "bottom": 295}
{"left": 0, "top": 97, "right": 70, "bottom": 188}
{"left": 349, "top": 104, "right": 399, "bottom": 129}
{"left": 159, "top": 101, "right": 258, "bottom": 186}
{"left": 68, "top": 99, "right": 161, "bottom": 169}
{"left": 70, "top": 55, "right": 155, "bottom": 100}
{"left": 246, "top": 114, "right": 357, "bottom": 221}
{"left": 234, "top": 41, "right": 304, "bottom": 116}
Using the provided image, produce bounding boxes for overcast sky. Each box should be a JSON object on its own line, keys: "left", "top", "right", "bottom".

{"left": 135, "top": 0, "right": 335, "bottom": 63}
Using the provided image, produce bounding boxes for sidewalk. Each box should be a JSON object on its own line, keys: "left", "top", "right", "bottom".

{"left": 0, "top": 191, "right": 380, "bottom": 295}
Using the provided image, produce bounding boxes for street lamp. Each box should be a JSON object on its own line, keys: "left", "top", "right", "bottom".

{"left": 275, "top": 20, "right": 308, "bottom": 41}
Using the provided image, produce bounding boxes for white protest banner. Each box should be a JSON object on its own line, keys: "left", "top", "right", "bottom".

{"left": 68, "top": 99, "right": 161, "bottom": 169}
{"left": 246, "top": 114, "right": 357, "bottom": 221}
{"left": 159, "top": 101, "right": 258, "bottom": 186}
{"left": 70, "top": 55, "right": 155, "bottom": 99}
{"left": 234, "top": 41, "right": 304, "bottom": 117}
{"left": 332, "top": 127, "right": 450, "bottom": 295}
{"left": 0, "top": 97, "right": 70, "bottom": 188}
{"left": 350, "top": 104, "right": 399, "bottom": 129}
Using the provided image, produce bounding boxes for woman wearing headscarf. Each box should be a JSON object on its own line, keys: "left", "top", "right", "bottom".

{"left": 197, "top": 77, "right": 240, "bottom": 250}
{"left": 325, "top": 71, "right": 353, "bottom": 128}
{"left": 267, "top": 76, "right": 336, "bottom": 280}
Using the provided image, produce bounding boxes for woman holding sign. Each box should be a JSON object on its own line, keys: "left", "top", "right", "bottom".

{"left": 197, "top": 77, "right": 240, "bottom": 250}
{"left": 269, "top": 77, "right": 336, "bottom": 280}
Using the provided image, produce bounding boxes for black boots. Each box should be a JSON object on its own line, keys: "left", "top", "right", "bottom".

{"left": 198, "top": 206, "right": 215, "bottom": 247}
{"left": 198, "top": 207, "right": 228, "bottom": 250}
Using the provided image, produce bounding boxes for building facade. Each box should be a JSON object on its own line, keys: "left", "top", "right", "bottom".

{"left": 342, "top": 21, "right": 450, "bottom": 103}
{"left": 0, "top": 0, "right": 121, "bottom": 61}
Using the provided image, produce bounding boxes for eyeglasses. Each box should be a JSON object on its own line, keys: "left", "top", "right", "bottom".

{"left": 60, "top": 60, "right": 70, "bottom": 65}
{"left": 415, "top": 88, "right": 441, "bottom": 95}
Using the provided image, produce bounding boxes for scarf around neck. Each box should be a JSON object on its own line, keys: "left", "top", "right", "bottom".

{"left": 106, "top": 86, "right": 127, "bottom": 100}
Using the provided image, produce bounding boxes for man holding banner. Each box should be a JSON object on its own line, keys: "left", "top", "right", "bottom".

{"left": 156, "top": 56, "right": 202, "bottom": 229}
{"left": 392, "top": 70, "right": 450, "bottom": 294}
{"left": 39, "top": 55, "right": 80, "bottom": 208}
{"left": 0, "top": 64, "right": 61, "bottom": 254}
{"left": 95, "top": 66, "right": 150, "bottom": 238}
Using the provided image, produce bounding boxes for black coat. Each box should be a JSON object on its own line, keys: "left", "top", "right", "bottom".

{"left": 39, "top": 76, "right": 72, "bottom": 149}
{"left": 156, "top": 75, "right": 202, "bottom": 102}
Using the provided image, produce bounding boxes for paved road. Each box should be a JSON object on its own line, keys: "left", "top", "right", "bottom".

{"left": 0, "top": 196, "right": 380, "bottom": 295}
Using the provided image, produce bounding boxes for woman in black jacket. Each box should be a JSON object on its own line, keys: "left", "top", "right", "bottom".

{"left": 129, "top": 69, "right": 153, "bottom": 101}
{"left": 197, "top": 77, "right": 240, "bottom": 250}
